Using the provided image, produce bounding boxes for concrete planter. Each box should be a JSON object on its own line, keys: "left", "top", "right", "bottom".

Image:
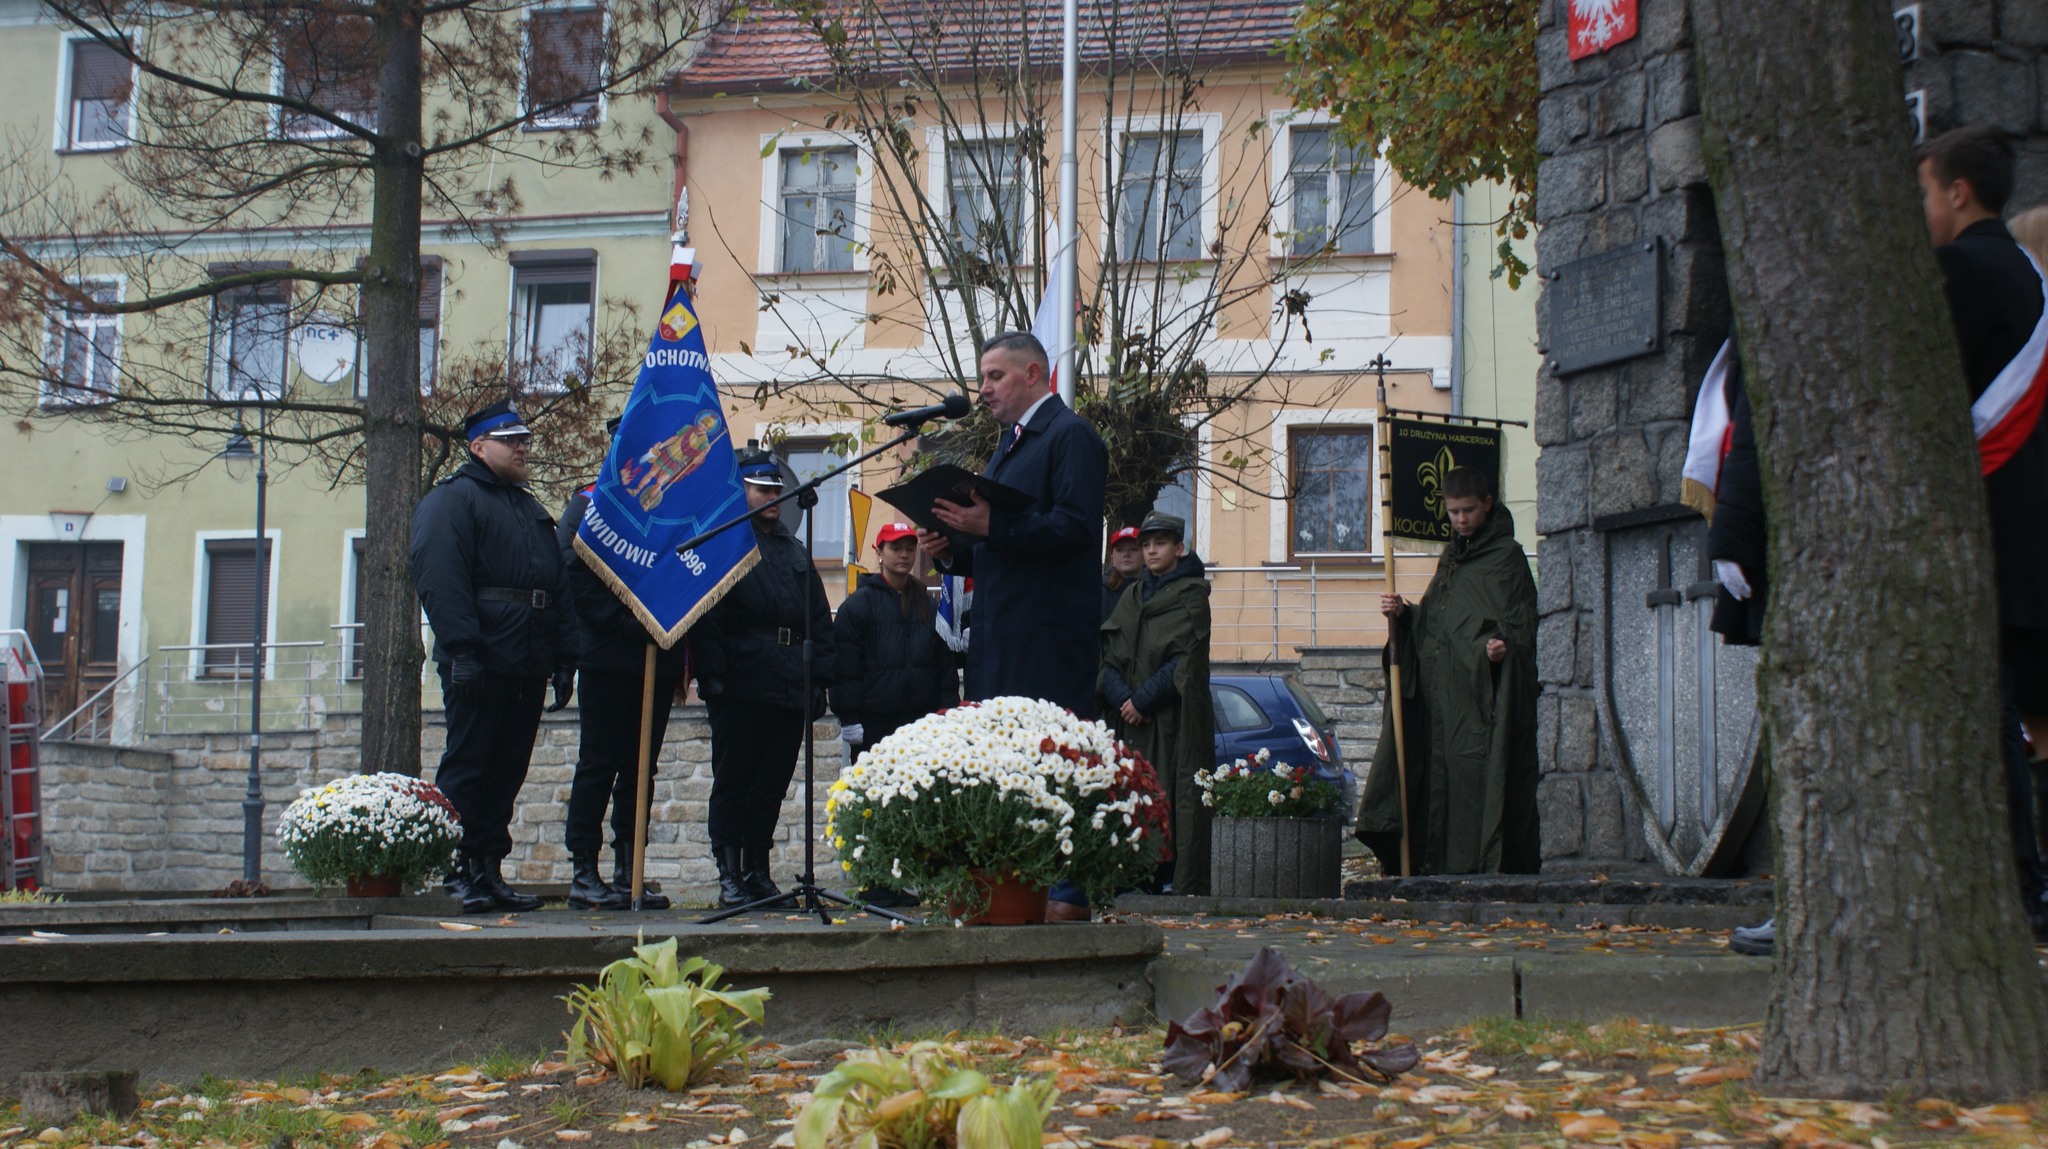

{"left": 1210, "top": 816, "right": 1342, "bottom": 899}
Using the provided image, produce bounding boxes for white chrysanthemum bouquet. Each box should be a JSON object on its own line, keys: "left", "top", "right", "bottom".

{"left": 825, "top": 697, "right": 1171, "bottom": 917}
{"left": 1195, "top": 748, "right": 1342, "bottom": 819}
{"left": 278, "top": 772, "right": 463, "bottom": 889}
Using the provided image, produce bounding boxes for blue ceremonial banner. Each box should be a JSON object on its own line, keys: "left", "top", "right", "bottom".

{"left": 572, "top": 254, "right": 758, "bottom": 648}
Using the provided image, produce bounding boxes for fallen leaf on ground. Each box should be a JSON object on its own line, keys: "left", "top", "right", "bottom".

{"left": 552, "top": 1132, "right": 591, "bottom": 1143}
{"left": 1190, "top": 1128, "right": 1233, "bottom": 1148}
{"left": 1559, "top": 1113, "right": 1624, "bottom": 1139}
{"left": 436, "top": 921, "right": 483, "bottom": 932}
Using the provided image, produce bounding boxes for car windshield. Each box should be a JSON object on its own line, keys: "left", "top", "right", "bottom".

{"left": 1284, "top": 677, "right": 1330, "bottom": 726}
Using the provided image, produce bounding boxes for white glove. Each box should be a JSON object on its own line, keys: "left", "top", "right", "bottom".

{"left": 1713, "top": 560, "right": 1752, "bottom": 602}
{"left": 840, "top": 723, "right": 865, "bottom": 747}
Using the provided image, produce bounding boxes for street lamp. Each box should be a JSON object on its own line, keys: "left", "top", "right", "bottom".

{"left": 220, "top": 414, "right": 269, "bottom": 885}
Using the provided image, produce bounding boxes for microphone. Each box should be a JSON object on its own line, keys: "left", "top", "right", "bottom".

{"left": 882, "top": 393, "right": 972, "bottom": 428}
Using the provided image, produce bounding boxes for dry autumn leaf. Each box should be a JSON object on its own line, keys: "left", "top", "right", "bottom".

{"left": 1559, "top": 1113, "right": 1624, "bottom": 1138}
{"left": 553, "top": 1131, "right": 591, "bottom": 1143}
{"left": 1190, "top": 1128, "right": 1234, "bottom": 1148}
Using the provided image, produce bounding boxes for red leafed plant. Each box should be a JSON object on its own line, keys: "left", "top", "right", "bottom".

{"left": 1162, "top": 946, "right": 1420, "bottom": 1092}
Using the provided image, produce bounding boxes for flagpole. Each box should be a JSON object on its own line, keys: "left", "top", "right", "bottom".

{"left": 1055, "top": 0, "right": 1078, "bottom": 407}
{"left": 1374, "top": 354, "right": 1412, "bottom": 878}
{"left": 630, "top": 643, "right": 656, "bottom": 911}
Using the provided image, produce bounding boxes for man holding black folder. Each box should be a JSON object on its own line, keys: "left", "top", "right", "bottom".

{"left": 918, "top": 331, "right": 1107, "bottom": 717}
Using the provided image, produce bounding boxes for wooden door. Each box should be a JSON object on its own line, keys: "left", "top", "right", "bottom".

{"left": 25, "top": 542, "right": 123, "bottom": 724}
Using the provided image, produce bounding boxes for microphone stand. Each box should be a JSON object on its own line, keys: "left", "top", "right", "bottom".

{"left": 687, "top": 420, "right": 941, "bottom": 925}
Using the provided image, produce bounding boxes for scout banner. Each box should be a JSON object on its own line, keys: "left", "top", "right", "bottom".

{"left": 1385, "top": 418, "right": 1504, "bottom": 543}
{"left": 572, "top": 248, "right": 758, "bottom": 646}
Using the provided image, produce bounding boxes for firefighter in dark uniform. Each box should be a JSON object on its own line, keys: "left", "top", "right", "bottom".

{"left": 687, "top": 446, "right": 834, "bottom": 909}
{"left": 556, "top": 418, "right": 686, "bottom": 912}
{"left": 412, "top": 400, "right": 576, "bottom": 914}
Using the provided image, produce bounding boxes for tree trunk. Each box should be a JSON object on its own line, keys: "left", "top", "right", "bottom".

{"left": 358, "top": 3, "right": 427, "bottom": 777}
{"left": 1692, "top": 0, "right": 2048, "bottom": 1098}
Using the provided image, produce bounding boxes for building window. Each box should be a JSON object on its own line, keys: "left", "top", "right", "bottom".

{"left": 1116, "top": 131, "right": 1203, "bottom": 262}
{"left": 277, "top": 15, "right": 377, "bottom": 138}
{"left": 775, "top": 438, "right": 849, "bottom": 563}
{"left": 947, "top": 138, "right": 1028, "bottom": 262}
{"left": 355, "top": 257, "right": 442, "bottom": 399}
{"left": 208, "top": 268, "right": 291, "bottom": 400}
{"left": 345, "top": 536, "right": 366, "bottom": 680}
{"left": 1287, "top": 127, "right": 1375, "bottom": 256}
{"left": 1150, "top": 468, "right": 1199, "bottom": 555}
{"left": 64, "top": 38, "right": 133, "bottom": 150}
{"left": 778, "top": 147, "right": 857, "bottom": 274}
{"left": 202, "top": 538, "right": 273, "bottom": 676}
{"left": 44, "top": 282, "right": 121, "bottom": 408}
{"left": 1289, "top": 427, "right": 1374, "bottom": 557}
{"left": 524, "top": 7, "right": 605, "bottom": 128}
{"left": 510, "top": 251, "right": 595, "bottom": 389}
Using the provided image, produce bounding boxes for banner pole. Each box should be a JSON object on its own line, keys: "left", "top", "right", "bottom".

{"left": 1375, "top": 357, "right": 1413, "bottom": 878}
{"left": 630, "top": 643, "right": 656, "bottom": 911}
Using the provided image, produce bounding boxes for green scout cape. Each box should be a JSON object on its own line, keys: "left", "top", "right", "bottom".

{"left": 1100, "top": 554, "right": 1216, "bottom": 894}
{"left": 1356, "top": 505, "right": 1541, "bottom": 876}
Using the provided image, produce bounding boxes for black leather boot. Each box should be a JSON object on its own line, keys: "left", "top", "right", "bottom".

{"left": 453, "top": 853, "right": 496, "bottom": 915}
{"left": 568, "top": 854, "right": 631, "bottom": 911}
{"left": 714, "top": 846, "right": 750, "bottom": 909}
{"left": 470, "top": 856, "right": 544, "bottom": 912}
{"left": 608, "top": 856, "right": 669, "bottom": 910}
{"left": 741, "top": 846, "right": 783, "bottom": 901}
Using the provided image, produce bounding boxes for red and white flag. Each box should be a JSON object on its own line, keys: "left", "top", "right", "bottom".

{"left": 1030, "top": 240, "right": 1073, "bottom": 394}
{"left": 1680, "top": 339, "right": 1736, "bottom": 521}
{"left": 1973, "top": 250, "right": 2048, "bottom": 475}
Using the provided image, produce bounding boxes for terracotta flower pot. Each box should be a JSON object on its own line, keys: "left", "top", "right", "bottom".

{"left": 345, "top": 873, "right": 404, "bottom": 898}
{"left": 951, "top": 872, "right": 1049, "bottom": 925}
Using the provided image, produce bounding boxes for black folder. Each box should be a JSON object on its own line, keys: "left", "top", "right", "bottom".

{"left": 877, "top": 464, "right": 1035, "bottom": 549}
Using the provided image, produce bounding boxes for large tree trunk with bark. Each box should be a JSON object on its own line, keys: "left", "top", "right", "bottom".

{"left": 1692, "top": 0, "right": 2048, "bottom": 1098}
{"left": 358, "top": 5, "right": 427, "bottom": 777}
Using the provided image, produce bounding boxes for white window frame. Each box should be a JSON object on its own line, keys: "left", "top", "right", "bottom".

{"left": 1105, "top": 112, "right": 1222, "bottom": 265}
{"left": 207, "top": 281, "right": 292, "bottom": 401}
{"left": 757, "top": 131, "right": 872, "bottom": 278}
{"left": 339, "top": 528, "right": 366, "bottom": 681}
{"left": 1269, "top": 113, "right": 1392, "bottom": 260}
{"left": 507, "top": 253, "right": 598, "bottom": 393}
{"left": 54, "top": 31, "right": 135, "bottom": 153}
{"left": 41, "top": 276, "right": 123, "bottom": 409}
{"left": 270, "top": 16, "right": 378, "bottom": 141}
{"left": 354, "top": 259, "right": 443, "bottom": 399}
{"left": 189, "top": 529, "right": 283, "bottom": 681}
{"left": 754, "top": 419, "right": 859, "bottom": 564}
{"left": 1268, "top": 408, "right": 1380, "bottom": 564}
{"left": 1147, "top": 414, "right": 1211, "bottom": 555}
{"left": 925, "top": 124, "right": 1035, "bottom": 267}
{"left": 521, "top": 3, "right": 609, "bottom": 131}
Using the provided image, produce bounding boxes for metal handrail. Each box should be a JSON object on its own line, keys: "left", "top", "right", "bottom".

{"left": 38, "top": 659, "right": 146, "bottom": 743}
{"left": 159, "top": 641, "right": 325, "bottom": 651}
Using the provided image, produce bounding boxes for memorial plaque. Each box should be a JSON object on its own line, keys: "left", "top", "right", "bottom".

{"left": 1545, "top": 239, "right": 1662, "bottom": 375}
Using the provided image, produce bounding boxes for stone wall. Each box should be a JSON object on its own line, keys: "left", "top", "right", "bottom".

{"left": 1902, "top": 0, "right": 2048, "bottom": 207}
{"left": 41, "top": 648, "right": 1387, "bottom": 895}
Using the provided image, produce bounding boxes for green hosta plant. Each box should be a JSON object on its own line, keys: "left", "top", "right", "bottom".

{"left": 795, "top": 1041, "right": 1056, "bottom": 1149}
{"left": 563, "top": 934, "right": 770, "bottom": 1090}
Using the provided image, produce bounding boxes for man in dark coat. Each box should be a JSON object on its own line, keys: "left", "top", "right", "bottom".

{"left": 411, "top": 400, "right": 576, "bottom": 913}
{"left": 687, "top": 447, "right": 835, "bottom": 909}
{"left": 1917, "top": 125, "right": 2048, "bottom": 939}
{"left": 919, "top": 331, "right": 1107, "bottom": 717}
{"left": 1355, "top": 467, "right": 1540, "bottom": 876}
{"left": 1706, "top": 353, "right": 1766, "bottom": 647}
{"left": 556, "top": 434, "right": 688, "bottom": 912}
{"left": 1099, "top": 511, "right": 1215, "bottom": 895}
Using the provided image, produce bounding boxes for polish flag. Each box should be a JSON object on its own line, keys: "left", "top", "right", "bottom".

{"left": 1029, "top": 242, "right": 1072, "bottom": 394}
{"left": 1974, "top": 250, "right": 2048, "bottom": 475}
{"left": 1680, "top": 339, "right": 1736, "bottom": 521}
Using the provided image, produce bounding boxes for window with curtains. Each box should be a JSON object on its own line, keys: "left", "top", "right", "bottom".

{"left": 202, "top": 538, "right": 274, "bottom": 676}
{"left": 355, "top": 257, "right": 442, "bottom": 398}
{"left": 1287, "top": 126, "right": 1376, "bottom": 256}
{"left": 207, "top": 263, "right": 291, "bottom": 401}
{"left": 346, "top": 536, "right": 365, "bottom": 680}
{"left": 777, "top": 147, "right": 857, "bottom": 274}
{"left": 1288, "top": 427, "right": 1375, "bottom": 557}
{"left": 774, "top": 438, "right": 850, "bottom": 563}
{"left": 510, "top": 251, "right": 595, "bottom": 389}
{"left": 947, "top": 138, "right": 1028, "bottom": 262}
{"left": 524, "top": 7, "right": 606, "bottom": 128}
{"left": 1116, "top": 131, "right": 1203, "bottom": 262}
{"left": 64, "top": 38, "right": 133, "bottom": 150}
{"left": 276, "top": 13, "right": 378, "bottom": 138}
{"left": 44, "top": 281, "right": 121, "bottom": 408}
{"left": 1150, "top": 469, "right": 1199, "bottom": 554}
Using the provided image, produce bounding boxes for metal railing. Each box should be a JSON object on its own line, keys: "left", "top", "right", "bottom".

{"left": 1205, "top": 563, "right": 1400, "bottom": 662}
{"left": 151, "top": 641, "right": 333, "bottom": 735}
{"left": 39, "top": 659, "right": 147, "bottom": 744}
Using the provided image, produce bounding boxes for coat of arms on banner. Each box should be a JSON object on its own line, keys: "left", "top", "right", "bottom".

{"left": 1568, "top": 0, "right": 1638, "bottom": 60}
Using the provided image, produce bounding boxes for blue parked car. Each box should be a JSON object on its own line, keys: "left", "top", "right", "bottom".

{"left": 1209, "top": 673, "right": 1356, "bottom": 821}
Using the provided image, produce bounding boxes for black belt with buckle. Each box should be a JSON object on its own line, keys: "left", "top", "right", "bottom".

{"left": 753, "top": 626, "right": 794, "bottom": 645}
{"left": 479, "top": 586, "right": 551, "bottom": 608}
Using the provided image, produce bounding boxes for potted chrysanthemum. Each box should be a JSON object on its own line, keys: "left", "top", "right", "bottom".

{"left": 825, "top": 697, "right": 1170, "bottom": 923}
{"left": 278, "top": 772, "right": 463, "bottom": 897}
{"left": 1197, "top": 749, "right": 1344, "bottom": 899}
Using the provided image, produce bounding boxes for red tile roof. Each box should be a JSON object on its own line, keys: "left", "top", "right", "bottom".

{"left": 670, "top": 1, "right": 1300, "bottom": 98}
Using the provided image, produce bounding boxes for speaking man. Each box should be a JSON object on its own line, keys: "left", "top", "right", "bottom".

{"left": 918, "top": 331, "right": 1107, "bottom": 716}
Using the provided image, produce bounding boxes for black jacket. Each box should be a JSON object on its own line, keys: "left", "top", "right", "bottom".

{"left": 556, "top": 489, "right": 691, "bottom": 679}
{"left": 831, "top": 574, "right": 959, "bottom": 728}
{"left": 687, "top": 517, "right": 834, "bottom": 712}
{"left": 1706, "top": 353, "right": 1766, "bottom": 646}
{"left": 944, "top": 394, "right": 1108, "bottom": 716}
{"left": 1936, "top": 218, "right": 2048, "bottom": 631}
{"left": 411, "top": 459, "right": 576, "bottom": 678}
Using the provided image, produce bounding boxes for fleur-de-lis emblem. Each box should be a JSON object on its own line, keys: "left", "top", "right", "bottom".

{"left": 1417, "top": 445, "right": 1457, "bottom": 520}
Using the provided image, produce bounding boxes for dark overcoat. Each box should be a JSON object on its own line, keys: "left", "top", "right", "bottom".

{"left": 411, "top": 458, "right": 575, "bottom": 679}
{"left": 1706, "top": 355, "right": 1766, "bottom": 646}
{"left": 687, "top": 518, "right": 834, "bottom": 714}
{"left": 555, "top": 489, "right": 691, "bottom": 679}
{"left": 949, "top": 394, "right": 1108, "bottom": 716}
